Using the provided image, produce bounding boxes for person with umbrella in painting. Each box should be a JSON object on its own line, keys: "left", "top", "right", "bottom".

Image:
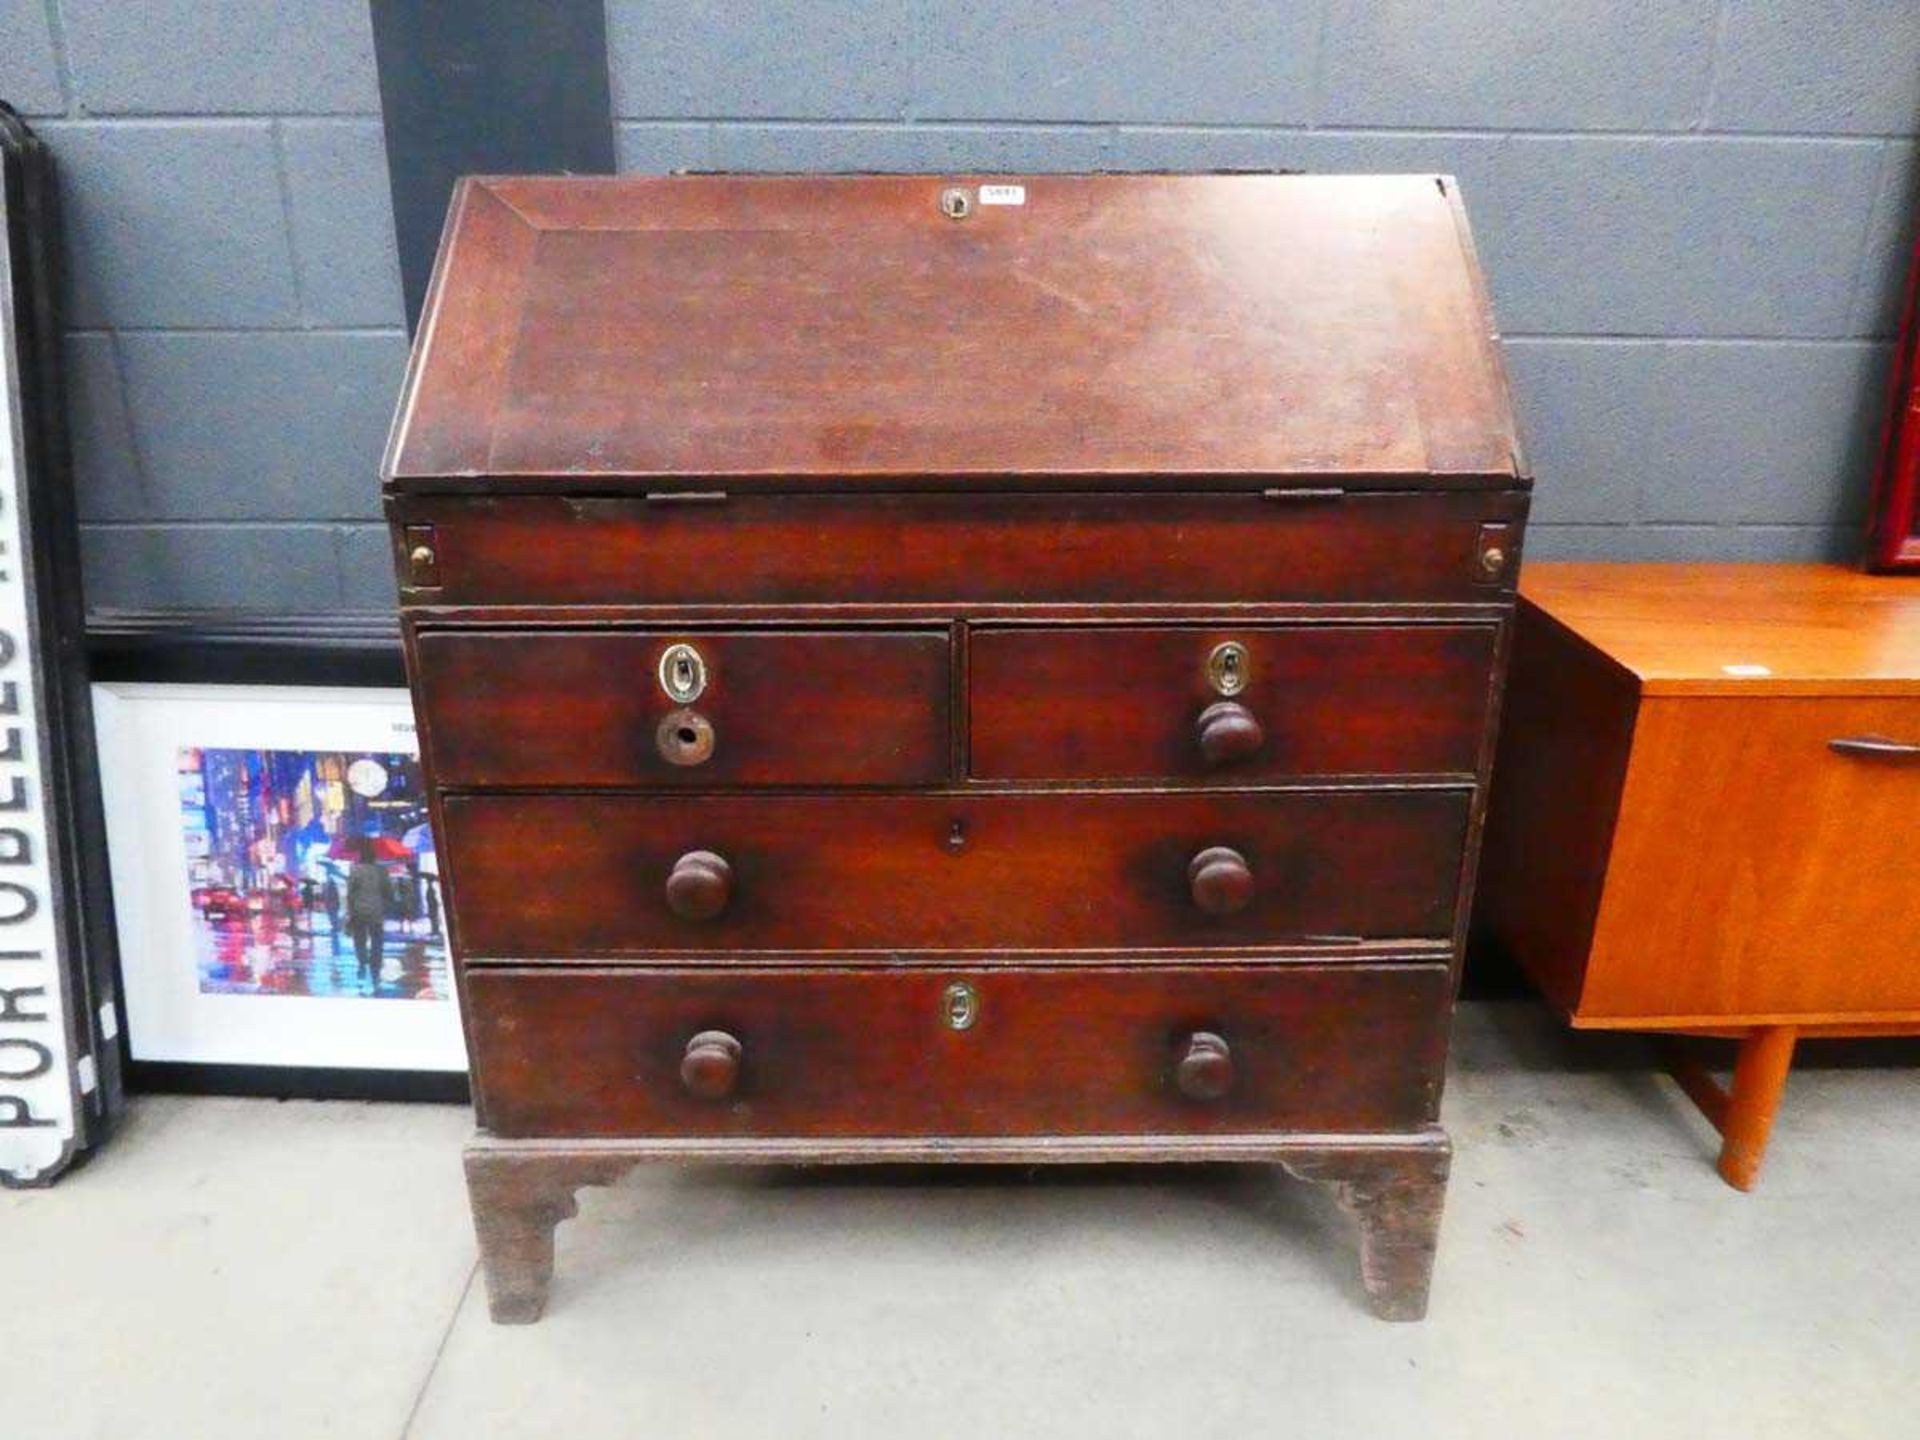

{"left": 329, "top": 826, "right": 411, "bottom": 991}
{"left": 346, "top": 833, "right": 390, "bottom": 991}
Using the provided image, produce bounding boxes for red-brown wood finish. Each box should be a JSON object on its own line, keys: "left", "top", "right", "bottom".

{"left": 414, "top": 628, "right": 952, "bottom": 787}
{"left": 441, "top": 788, "right": 1471, "bottom": 957}
{"left": 465, "top": 964, "right": 1453, "bottom": 1139}
{"left": 388, "top": 173, "right": 1531, "bottom": 1324}
{"left": 385, "top": 175, "right": 1522, "bottom": 487}
{"left": 678, "top": 1030, "right": 743, "bottom": 1099}
{"left": 390, "top": 492, "right": 1525, "bottom": 609}
{"left": 969, "top": 624, "right": 1496, "bottom": 780}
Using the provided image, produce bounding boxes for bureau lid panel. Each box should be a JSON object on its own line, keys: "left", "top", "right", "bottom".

{"left": 384, "top": 173, "right": 1525, "bottom": 491}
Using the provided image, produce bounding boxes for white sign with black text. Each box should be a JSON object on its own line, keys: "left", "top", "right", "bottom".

{"left": 0, "top": 205, "right": 81, "bottom": 1184}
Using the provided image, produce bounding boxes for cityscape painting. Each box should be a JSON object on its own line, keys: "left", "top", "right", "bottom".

{"left": 178, "top": 746, "right": 448, "bottom": 1003}
{"left": 97, "top": 682, "right": 466, "bottom": 1077}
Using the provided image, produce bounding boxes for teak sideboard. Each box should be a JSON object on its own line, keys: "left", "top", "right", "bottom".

{"left": 1476, "top": 563, "right": 1920, "bottom": 1189}
{"left": 383, "top": 173, "right": 1530, "bottom": 1322}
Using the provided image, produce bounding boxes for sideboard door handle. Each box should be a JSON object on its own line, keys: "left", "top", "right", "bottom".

{"left": 1828, "top": 735, "right": 1920, "bottom": 761}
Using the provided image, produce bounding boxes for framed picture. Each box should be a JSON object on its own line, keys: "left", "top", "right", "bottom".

{"left": 1869, "top": 225, "right": 1920, "bottom": 571}
{"left": 1, "top": 105, "right": 125, "bottom": 1186}
{"left": 92, "top": 679, "right": 466, "bottom": 1099}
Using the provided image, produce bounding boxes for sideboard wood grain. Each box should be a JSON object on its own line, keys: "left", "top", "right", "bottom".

{"left": 1475, "top": 563, "right": 1920, "bottom": 1191}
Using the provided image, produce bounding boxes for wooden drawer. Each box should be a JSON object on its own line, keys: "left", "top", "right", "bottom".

{"left": 466, "top": 963, "right": 1452, "bottom": 1138}
{"left": 391, "top": 491, "right": 1524, "bottom": 608}
{"left": 441, "top": 789, "right": 1470, "bottom": 957}
{"left": 970, "top": 624, "right": 1496, "bottom": 781}
{"left": 413, "top": 628, "right": 950, "bottom": 788}
{"left": 1582, "top": 694, "right": 1920, "bottom": 1022}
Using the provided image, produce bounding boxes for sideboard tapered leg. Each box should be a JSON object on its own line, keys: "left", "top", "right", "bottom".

{"left": 1281, "top": 1135, "right": 1451, "bottom": 1321}
{"left": 1662, "top": 1026, "right": 1799, "bottom": 1191}
{"left": 1717, "top": 1025, "right": 1797, "bottom": 1191}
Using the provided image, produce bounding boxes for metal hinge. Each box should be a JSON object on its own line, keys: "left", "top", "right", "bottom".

{"left": 645, "top": 490, "right": 729, "bottom": 506}
{"left": 1260, "top": 487, "right": 1347, "bottom": 502}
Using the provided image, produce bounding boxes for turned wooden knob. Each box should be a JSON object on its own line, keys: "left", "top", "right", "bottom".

{"left": 680, "top": 1030, "right": 742, "bottom": 1099}
{"left": 1188, "top": 846, "right": 1254, "bottom": 916}
{"left": 1196, "top": 700, "right": 1264, "bottom": 767}
{"left": 1175, "top": 1031, "right": 1234, "bottom": 1100}
{"left": 665, "top": 849, "right": 732, "bottom": 920}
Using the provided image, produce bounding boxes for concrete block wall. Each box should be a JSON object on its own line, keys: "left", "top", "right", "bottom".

{"left": 6, "top": 2, "right": 1918, "bottom": 612}
{"left": 5, "top": 0, "right": 406, "bottom": 611}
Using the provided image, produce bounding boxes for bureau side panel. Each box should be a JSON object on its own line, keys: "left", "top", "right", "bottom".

{"left": 1470, "top": 601, "right": 1640, "bottom": 1015}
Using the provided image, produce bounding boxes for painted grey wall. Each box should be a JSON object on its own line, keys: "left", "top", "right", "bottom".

{"left": 6, "top": 2, "right": 1918, "bottom": 612}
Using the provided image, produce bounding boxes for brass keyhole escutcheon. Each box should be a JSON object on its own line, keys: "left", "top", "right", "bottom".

{"left": 942, "top": 980, "right": 978, "bottom": 1031}
{"left": 940, "top": 186, "right": 972, "bottom": 220}
{"left": 1207, "top": 641, "right": 1250, "bottom": 697}
{"left": 658, "top": 643, "right": 707, "bottom": 703}
{"left": 656, "top": 707, "right": 715, "bottom": 766}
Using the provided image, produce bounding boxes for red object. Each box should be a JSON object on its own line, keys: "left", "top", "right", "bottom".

{"left": 191, "top": 885, "right": 244, "bottom": 919}
{"left": 327, "top": 833, "right": 410, "bottom": 862}
{"left": 1868, "top": 230, "right": 1920, "bottom": 571}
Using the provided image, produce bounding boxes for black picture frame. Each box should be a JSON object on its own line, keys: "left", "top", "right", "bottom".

{"left": 88, "top": 610, "right": 468, "bottom": 1105}
{"left": 1, "top": 106, "right": 127, "bottom": 1185}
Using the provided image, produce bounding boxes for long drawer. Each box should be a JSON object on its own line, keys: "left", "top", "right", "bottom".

{"left": 414, "top": 627, "right": 952, "bottom": 787}
{"left": 440, "top": 789, "right": 1471, "bottom": 957}
{"left": 1580, "top": 693, "right": 1920, "bottom": 1022}
{"left": 391, "top": 491, "right": 1523, "bottom": 608}
{"left": 466, "top": 963, "right": 1452, "bottom": 1138}
{"left": 969, "top": 623, "right": 1497, "bottom": 781}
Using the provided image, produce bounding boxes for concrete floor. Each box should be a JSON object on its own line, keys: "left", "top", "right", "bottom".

{"left": 3, "top": 1003, "right": 1915, "bottom": 1439}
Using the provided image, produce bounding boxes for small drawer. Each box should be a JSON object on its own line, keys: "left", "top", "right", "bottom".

{"left": 412, "top": 628, "right": 951, "bottom": 787}
{"left": 440, "top": 789, "right": 1470, "bottom": 957}
{"left": 466, "top": 962, "right": 1451, "bottom": 1138}
{"left": 969, "top": 624, "right": 1496, "bottom": 781}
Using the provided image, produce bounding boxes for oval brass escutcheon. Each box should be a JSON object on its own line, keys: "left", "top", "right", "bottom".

{"left": 941, "top": 980, "right": 978, "bottom": 1031}
{"left": 658, "top": 643, "right": 708, "bottom": 704}
{"left": 939, "top": 186, "right": 972, "bottom": 220}
{"left": 1206, "top": 640, "right": 1250, "bottom": 697}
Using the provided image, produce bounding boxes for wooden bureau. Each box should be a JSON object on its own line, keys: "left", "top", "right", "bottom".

{"left": 383, "top": 173, "right": 1530, "bottom": 1322}
{"left": 1475, "top": 564, "right": 1920, "bottom": 1190}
